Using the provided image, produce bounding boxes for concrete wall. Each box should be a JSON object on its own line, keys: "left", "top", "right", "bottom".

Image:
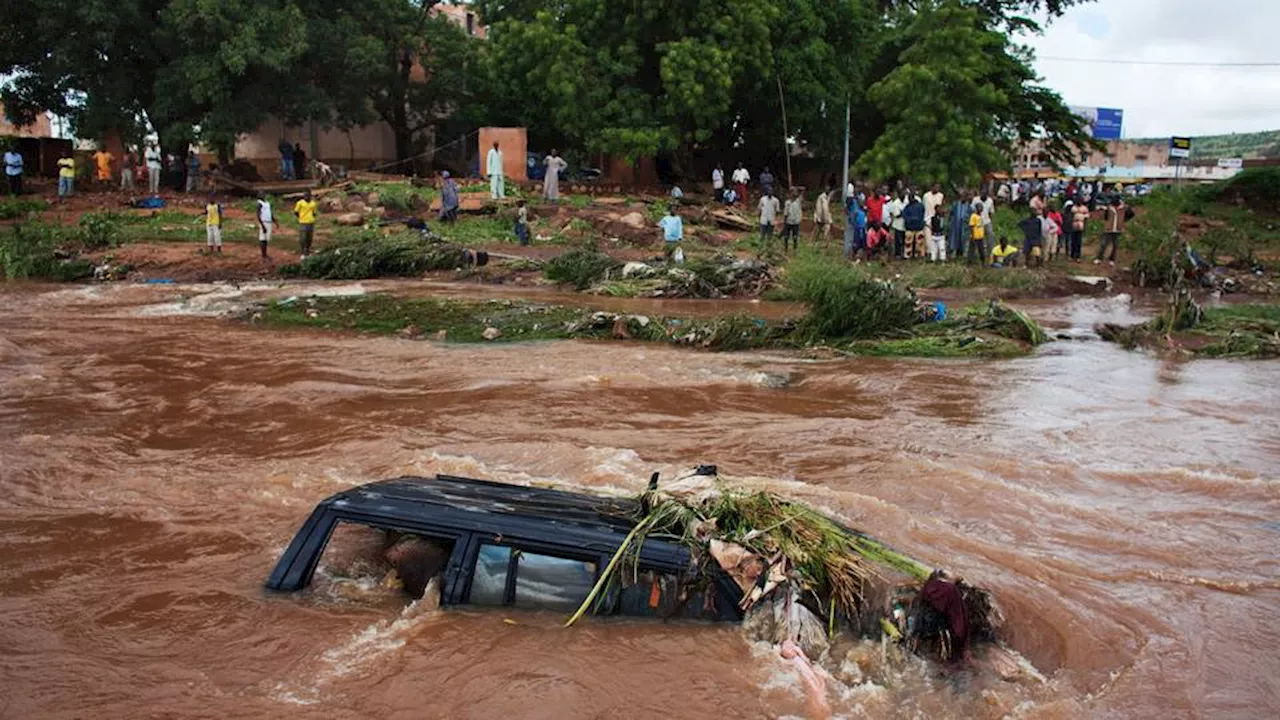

{"left": 601, "top": 155, "right": 659, "bottom": 186}
{"left": 0, "top": 103, "right": 53, "bottom": 139}
{"left": 478, "top": 127, "right": 527, "bottom": 182}
{"left": 236, "top": 119, "right": 397, "bottom": 165}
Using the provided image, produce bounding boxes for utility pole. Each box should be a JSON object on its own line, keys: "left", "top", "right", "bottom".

{"left": 841, "top": 97, "right": 851, "bottom": 201}
{"left": 776, "top": 73, "right": 792, "bottom": 187}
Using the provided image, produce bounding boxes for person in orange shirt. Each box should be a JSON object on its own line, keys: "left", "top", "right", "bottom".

{"left": 92, "top": 147, "right": 114, "bottom": 183}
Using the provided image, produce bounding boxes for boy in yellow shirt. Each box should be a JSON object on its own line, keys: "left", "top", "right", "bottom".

{"left": 966, "top": 203, "right": 986, "bottom": 265}
{"left": 201, "top": 191, "right": 224, "bottom": 256}
{"left": 57, "top": 152, "right": 76, "bottom": 199}
{"left": 293, "top": 190, "right": 318, "bottom": 258}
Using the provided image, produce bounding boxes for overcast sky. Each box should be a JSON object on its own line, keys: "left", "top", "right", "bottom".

{"left": 1024, "top": 0, "right": 1280, "bottom": 138}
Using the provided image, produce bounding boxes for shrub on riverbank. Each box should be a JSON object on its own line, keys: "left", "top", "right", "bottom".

{"left": 0, "top": 223, "right": 93, "bottom": 280}
{"left": 1197, "top": 167, "right": 1280, "bottom": 215}
{"left": 0, "top": 196, "right": 48, "bottom": 220}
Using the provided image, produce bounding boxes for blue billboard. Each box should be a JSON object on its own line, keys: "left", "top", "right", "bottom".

{"left": 1069, "top": 106, "right": 1124, "bottom": 140}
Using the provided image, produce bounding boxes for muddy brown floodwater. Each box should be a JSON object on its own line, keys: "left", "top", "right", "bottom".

{"left": 1, "top": 282, "right": 1278, "bottom": 719}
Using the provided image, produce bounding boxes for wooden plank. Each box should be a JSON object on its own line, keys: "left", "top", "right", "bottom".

{"left": 282, "top": 181, "right": 353, "bottom": 200}
{"left": 348, "top": 170, "right": 412, "bottom": 184}
{"left": 209, "top": 172, "right": 319, "bottom": 196}
{"left": 710, "top": 208, "right": 753, "bottom": 231}
{"left": 429, "top": 193, "right": 491, "bottom": 212}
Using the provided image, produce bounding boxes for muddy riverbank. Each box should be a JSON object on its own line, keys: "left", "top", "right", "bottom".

{"left": 1, "top": 282, "right": 1278, "bottom": 718}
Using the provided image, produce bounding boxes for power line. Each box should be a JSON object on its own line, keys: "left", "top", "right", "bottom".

{"left": 1038, "top": 56, "right": 1280, "bottom": 68}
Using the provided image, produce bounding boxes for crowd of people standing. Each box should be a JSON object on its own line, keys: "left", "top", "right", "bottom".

{"left": 707, "top": 163, "right": 1131, "bottom": 268}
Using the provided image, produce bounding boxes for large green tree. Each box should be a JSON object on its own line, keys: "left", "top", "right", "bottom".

{"left": 1, "top": 0, "right": 307, "bottom": 157}
{"left": 857, "top": 0, "right": 1094, "bottom": 187}
{"left": 478, "top": 0, "right": 1094, "bottom": 185}
{"left": 301, "top": 0, "right": 486, "bottom": 168}
{"left": 478, "top": 0, "right": 872, "bottom": 174}
{"left": 1, "top": 0, "right": 482, "bottom": 166}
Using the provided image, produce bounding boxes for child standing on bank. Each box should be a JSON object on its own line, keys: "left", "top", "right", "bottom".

{"left": 57, "top": 152, "right": 75, "bottom": 199}
{"left": 514, "top": 199, "right": 530, "bottom": 246}
{"left": 202, "top": 191, "right": 224, "bottom": 256}
{"left": 966, "top": 202, "right": 986, "bottom": 264}
{"left": 928, "top": 207, "right": 946, "bottom": 262}
{"left": 256, "top": 192, "right": 276, "bottom": 260}
{"left": 659, "top": 205, "right": 684, "bottom": 262}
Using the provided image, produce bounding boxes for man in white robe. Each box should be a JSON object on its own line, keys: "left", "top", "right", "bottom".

{"left": 544, "top": 149, "right": 568, "bottom": 201}
{"left": 486, "top": 141, "right": 505, "bottom": 199}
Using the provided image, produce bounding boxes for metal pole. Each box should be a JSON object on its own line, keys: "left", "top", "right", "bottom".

{"left": 841, "top": 97, "right": 850, "bottom": 201}
{"left": 776, "top": 73, "right": 792, "bottom": 187}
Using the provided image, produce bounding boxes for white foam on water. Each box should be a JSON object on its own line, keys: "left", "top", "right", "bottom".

{"left": 133, "top": 281, "right": 368, "bottom": 317}
{"left": 135, "top": 284, "right": 255, "bottom": 317}
{"left": 269, "top": 685, "right": 321, "bottom": 706}
{"left": 271, "top": 582, "right": 442, "bottom": 708}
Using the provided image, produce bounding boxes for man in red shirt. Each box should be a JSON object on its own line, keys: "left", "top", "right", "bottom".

{"left": 865, "top": 186, "right": 887, "bottom": 232}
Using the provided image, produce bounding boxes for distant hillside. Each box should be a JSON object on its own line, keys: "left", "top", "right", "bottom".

{"left": 1129, "top": 130, "right": 1280, "bottom": 160}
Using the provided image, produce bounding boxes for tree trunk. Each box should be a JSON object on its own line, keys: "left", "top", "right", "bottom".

{"left": 393, "top": 125, "right": 413, "bottom": 169}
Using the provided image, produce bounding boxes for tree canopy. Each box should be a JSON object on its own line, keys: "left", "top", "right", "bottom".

{"left": 478, "top": 0, "right": 1095, "bottom": 187}
{"left": 0, "top": 0, "right": 482, "bottom": 164}
{"left": 1, "top": 0, "right": 1096, "bottom": 186}
{"left": 856, "top": 0, "right": 1094, "bottom": 187}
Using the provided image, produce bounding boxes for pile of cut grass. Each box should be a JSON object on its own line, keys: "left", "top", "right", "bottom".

{"left": 544, "top": 246, "right": 621, "bottom": 290}
{"left": 286, "top": 230, "right": 469, "bottom": 280}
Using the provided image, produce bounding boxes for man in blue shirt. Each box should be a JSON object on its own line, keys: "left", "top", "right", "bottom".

{"left": 3, "top": 145, "right": 23, "bottom": 195}
{"left": 659, "top": 206, "right": 683, "bottom": 263}
{"left": 186, "top": 150, "right": 201, "bottom": 193}
{"left": 759, "top": 167, "right": 775, "bottom": 197}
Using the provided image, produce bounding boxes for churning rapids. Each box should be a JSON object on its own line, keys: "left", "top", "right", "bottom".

{"left": 1, "top": 281, "right": 1277, "bottom": 719}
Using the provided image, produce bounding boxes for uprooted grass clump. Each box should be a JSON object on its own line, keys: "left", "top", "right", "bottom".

{"left": 543, "top": 245, "right": 621, "bottom": 290}
{"left": 783, "top": 254, "right": 920, "bottom": 341}
{"left": 282, "top": 230, "right": 470, "bottom": 279}
{"left": 254, "top": 294, "right": 788, "bottom": 350}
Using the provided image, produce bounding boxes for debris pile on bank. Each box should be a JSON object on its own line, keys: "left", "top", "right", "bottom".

{"left": 282, "top": 230, "right": 486, "bottom": 280}
{"left": 1098, "top": 293, "right": 1280, "bottom": 359}
{"left": 542, "top": 248, "right": 777, "bottom": 298}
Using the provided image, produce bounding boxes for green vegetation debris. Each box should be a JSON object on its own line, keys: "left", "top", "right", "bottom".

{"left": 1099, "top": 301, "right": 1280, "bottom": 359}
{"left": 0, "top": 223, "right": 94, "bottom": 281}
{"left": 543, "top": 246, "right": 621, "bottom": 290}
{"left": 250, "top": 290, "right": 1048, "bottom": 359}
{"left": 0, "top": 196, "right": 48, "bottom": 220}
{"left": 283, "top": 230, "right": 470, "bottom": 280}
